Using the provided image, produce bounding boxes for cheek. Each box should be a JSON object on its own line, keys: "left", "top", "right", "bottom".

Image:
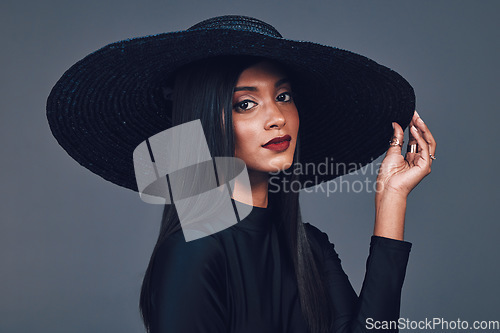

{"left": 233, "top": 121, "right": 243, "bottom": 147}
{"left": 233, "top": 120, "right": 252, "bottom": 155}
{"left": 234, "top": 118, "right": 259, "bottom": 145}
{"left": 293, "top": 114, "right": 300, "bottom": 131}
{"left": 289, "top": 108, "right": 300, "bottom": 134}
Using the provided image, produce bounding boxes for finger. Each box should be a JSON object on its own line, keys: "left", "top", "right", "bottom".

{"left": 405, "top": 147, "right": 416, "bottom": 167}
{"left": 410, "top": 125, "right": 432, "bottom": 171}
{"left": 414, "top": 111, "right": 437, "bottom": 156}
{"left": 387, "top": 122, "right": 404, "bottom": 156}
{"left": 407, "top": 111, "right": 418, "bottom": 145}
{"left": 405, "top": 111, "right": 418, "bottom": 165}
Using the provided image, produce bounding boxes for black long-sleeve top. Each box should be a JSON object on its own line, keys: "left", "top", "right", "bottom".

{"left": 149, "top": 201, "right": 412, "bottom": 332}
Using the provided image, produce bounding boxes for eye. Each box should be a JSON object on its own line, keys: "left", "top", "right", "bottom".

{"left": 234, "top": 100, "right": 257, "bottom": 112}
{"left": 276, "top": 92, "right": 292, "bottom": 102}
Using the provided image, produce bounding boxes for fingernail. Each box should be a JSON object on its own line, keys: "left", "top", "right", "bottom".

{"left": 392, "top": 122, "right": 395, "bottom": 129}
{"left": 415, "top": 110, "right": 420, "bottom": 117}
{"left": 411, "top": 125, "right": 418, "bottom": 132}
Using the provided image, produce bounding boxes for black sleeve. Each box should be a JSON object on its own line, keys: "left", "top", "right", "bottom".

{"left": 149, "top": 232, "right": 228, "bottom": 333}
{"left": 304, "top": 223, "right": 412, "bottom": 333}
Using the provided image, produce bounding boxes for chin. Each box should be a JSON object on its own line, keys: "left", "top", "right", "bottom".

{"left": 238, "top": 148, "right": 296, "bottom": 175}
{"left": 264, "top": 157, "right": 295, "bottom": 173}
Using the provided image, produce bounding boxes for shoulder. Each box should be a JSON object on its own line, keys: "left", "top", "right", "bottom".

{"left": 303, "top": 222, "right": 333, "bottom": 245}
{"left": 303, "top": 222, "right": 328, "bottom": 240}
{"left": 303, "top": 222, "right": 337, "bottom": 262}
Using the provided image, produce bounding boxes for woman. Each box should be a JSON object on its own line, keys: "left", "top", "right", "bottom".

{"left": 47, "top": 16, "right": 436, "bottom": 333}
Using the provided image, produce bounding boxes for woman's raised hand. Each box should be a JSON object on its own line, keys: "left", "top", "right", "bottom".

{"left": 376, "top": 111, "right": 436, "bottom": 199}
{"left": 373, "top": 111, "right": 436, "bottom": 240}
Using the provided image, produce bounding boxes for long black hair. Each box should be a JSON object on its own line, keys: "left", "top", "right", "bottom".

{"left": 140, "top": 56, "right": 332, "bottom": 333}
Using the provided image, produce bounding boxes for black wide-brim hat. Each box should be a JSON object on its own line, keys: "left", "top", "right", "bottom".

{"left": 46, "top": 15, "right": 415, "bottom": 191}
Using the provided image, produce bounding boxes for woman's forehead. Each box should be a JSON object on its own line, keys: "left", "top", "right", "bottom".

{"left": 236, "top": 61, "right": 289, "bottom": 85}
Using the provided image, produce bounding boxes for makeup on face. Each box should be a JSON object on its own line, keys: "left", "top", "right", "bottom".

{"left": 232, "top": 61, "right": 299, "bottom": 174}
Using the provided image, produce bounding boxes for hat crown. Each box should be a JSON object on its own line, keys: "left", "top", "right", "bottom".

{"left": 188, "top": 15, "right": 283, "bottom": 38}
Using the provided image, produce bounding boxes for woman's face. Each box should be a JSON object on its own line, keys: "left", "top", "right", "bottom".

{"left": 232, "top": 61, "right": 299, "bottom": 175}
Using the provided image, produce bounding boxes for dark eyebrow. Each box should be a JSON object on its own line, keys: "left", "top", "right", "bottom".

{"left": 274, "top": 78, "right": 290, "bottom": 88}
{"left": 233, "top": 86, "right": 257, "bottom": 92}
{"left": 233, "top": 78, "right": 290, "bottom": 92}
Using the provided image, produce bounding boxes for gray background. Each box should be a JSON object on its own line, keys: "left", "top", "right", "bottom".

{"left": 1, "top": 0, "right": 499, "bottom": 332}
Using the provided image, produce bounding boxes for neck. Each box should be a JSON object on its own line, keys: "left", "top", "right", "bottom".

{"left": 232, "top": 170, "right": 269, "bottom": 208}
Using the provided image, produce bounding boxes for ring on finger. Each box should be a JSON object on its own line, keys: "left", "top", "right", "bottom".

{"left": 407, "top": 144, "right": 418, "bottom": 153}
{"left": 429, "top": 154, "right": 436, "bottom": 160}
{"left": 389, "top": 137, "right": 403, "bottom": 147}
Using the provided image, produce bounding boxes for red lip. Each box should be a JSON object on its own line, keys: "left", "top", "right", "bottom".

{"left": 262, "top": 135, "right": 291, "bottom": 152}
{"left": 262, "top": 135, "right": 292, "bottom": 147}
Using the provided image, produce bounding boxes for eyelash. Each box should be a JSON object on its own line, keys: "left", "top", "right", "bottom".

{"left": 233, "top": 92, "right": 293, "bottom": 112}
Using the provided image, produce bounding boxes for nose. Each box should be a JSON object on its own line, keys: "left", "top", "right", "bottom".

{"left": 264, "top": 103, "right": 286, "bottom": 130}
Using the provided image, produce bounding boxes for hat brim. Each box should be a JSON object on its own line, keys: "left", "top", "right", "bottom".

{"left": 46, "top": 28, "right": 415, "bottom": 191}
